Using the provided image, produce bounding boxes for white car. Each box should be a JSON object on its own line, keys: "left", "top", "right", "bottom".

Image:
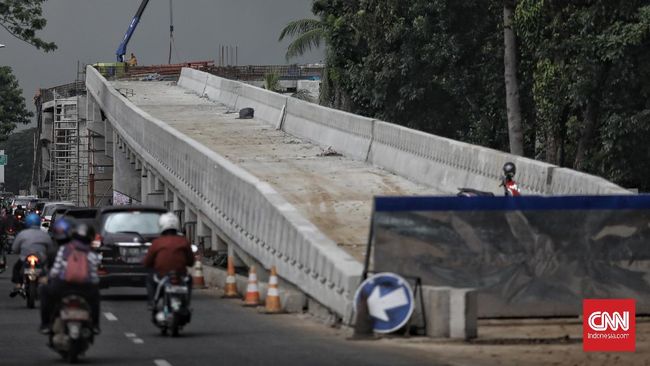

{"left": 40, "top": 201, "right": 75, "bottom": 231}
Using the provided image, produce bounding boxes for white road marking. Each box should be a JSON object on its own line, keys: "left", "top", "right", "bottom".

{"left": 132, "top": 338, "right": 144, "bottom": 344}
{"left": 154, "top": 360, "right": 173, "bottom": 366}
{"left": 104, "top": 312, "right": 118, "bottom": 321}
{"left": 125, "top": 332, "right": 136, "bottom": 338}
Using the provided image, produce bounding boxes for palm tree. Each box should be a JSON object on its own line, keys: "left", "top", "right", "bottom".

{"left": 278, "top": 18, "right": 324, "bottom": 60}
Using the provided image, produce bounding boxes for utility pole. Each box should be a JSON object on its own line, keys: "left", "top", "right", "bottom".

{"left": 168, "top": 0, "right": 174, "bottom": 64}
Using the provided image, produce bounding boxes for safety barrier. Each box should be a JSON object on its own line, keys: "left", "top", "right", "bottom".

{"left": 86, "top": 66, "right": 362, "bottom": 320}
{"left": 177, "top": 68, "right": 628, "bottom": 195}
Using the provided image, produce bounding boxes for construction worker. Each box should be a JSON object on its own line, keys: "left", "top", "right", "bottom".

{"left": 127, "top": 52, "right": 138, "bottom": 67}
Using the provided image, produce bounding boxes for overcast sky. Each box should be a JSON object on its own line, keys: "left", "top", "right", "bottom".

{"left": 0, "top": 0, "right": 322, "bottom": 129}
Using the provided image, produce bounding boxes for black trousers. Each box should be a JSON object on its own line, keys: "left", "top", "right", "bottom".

{"left": 11, "top": 260, "right": 23, "bottom": 284}
{"left": 40, "top": 280, "right": 100, "bottom": 327}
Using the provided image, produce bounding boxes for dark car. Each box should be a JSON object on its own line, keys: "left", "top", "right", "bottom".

{"left": 95, "top": 205, "right": 167, "bottom": 288}
{"left": 47, "top": 207, "right": 73, "bottom": 233}
{"left": 63, "top": 208, "right": 100, "bottom": 230}
{"left": 47, "top": 206, "right": 98, "bottom": 233}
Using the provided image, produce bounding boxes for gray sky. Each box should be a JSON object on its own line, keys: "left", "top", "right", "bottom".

{"left": 0, "top": 0, "right": 322, "bottom": 129}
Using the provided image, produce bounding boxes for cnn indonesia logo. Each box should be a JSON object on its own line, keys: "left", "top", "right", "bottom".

{"left": 583, "top": 299, "right": 636, "bottom": 352}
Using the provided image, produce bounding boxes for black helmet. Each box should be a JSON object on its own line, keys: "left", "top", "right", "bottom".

{"left": 71, "top": 223, "right": 95, "bottom": 244}
{"left": 503, "top": 162, "right": 516, "bottom": 179}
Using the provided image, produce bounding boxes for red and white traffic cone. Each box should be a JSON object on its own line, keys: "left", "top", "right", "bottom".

{"left": 222, "top": 256, "right": 239, "bottom": 298}
{"left": 243, "top": 266, "right": 260, "bottom": 307}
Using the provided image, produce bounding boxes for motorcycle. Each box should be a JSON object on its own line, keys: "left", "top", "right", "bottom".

{"left": 48, "top": 295, "right": 94, "bottom": 363}
{"left": 22, "top": 253, "right": 45, "bottom": 308}
{"left": 5, "top": 226, "right": 16, "bottom": 252}
{"left": 152, "top": 271, "right": 192, "bottom": 336}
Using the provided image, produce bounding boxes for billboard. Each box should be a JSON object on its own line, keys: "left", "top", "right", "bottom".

{"left": 370, "top": 195, "right": 650, "bottom": 317}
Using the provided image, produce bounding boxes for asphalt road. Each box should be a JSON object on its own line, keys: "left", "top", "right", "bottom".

{"left": 0, "top": 254, "right": 441, "bottom": 366}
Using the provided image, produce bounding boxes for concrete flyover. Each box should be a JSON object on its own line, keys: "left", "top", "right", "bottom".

{"left": 85, "top": 66, "right": 628, "bottom": 323}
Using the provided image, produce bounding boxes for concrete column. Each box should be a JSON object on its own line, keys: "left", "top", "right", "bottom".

{"left": 184, "top": 207, "right": 197, "bottom": 244}
{"left": 146, "top": 175, "right": 164, "bottom": 207}
{"left": 163, "top": 188, "right": 174, "bottom": 211}
{"left": 104, "top": 120, "right": 114, "bottom": 159}
{"left": 140, "top": 168, "right": 149, "bottom": 203}
{"left": 113, "top": 140, "right": 141, "bottom": 205}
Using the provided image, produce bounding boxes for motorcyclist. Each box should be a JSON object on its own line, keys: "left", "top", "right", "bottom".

{"left": 501, "top": 162, "right": 521, "bottom": 196}
{"left": 143, "top": 213, "right": 195, "bottom": 309}
{"left": 9, "top": 213, "right": 54, "bottom": 298}
{"left": 14, "top": 204, "right": 25, "bottom": 219}
{"left": 40, "top": 223, "right": 101, "bottom": 334}
{"left": 47, "top": 217, "right": 75, "bottom": 266}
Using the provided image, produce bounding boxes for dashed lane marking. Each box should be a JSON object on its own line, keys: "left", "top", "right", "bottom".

{"left": 132, "top": 338, "right": 144, "bottom": 344}
{"left": 104, "top": 312, "right": 118, "bottom": 321}
{"left": 125, "top": 332, "right": 136, "bottom": 338}
{"left": 154, "top": 360, "right": 172, "bottom": 366}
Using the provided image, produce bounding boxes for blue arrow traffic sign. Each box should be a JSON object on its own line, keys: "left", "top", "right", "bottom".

{"left": 353, "top": 272, "right": 415, "bottom": 333}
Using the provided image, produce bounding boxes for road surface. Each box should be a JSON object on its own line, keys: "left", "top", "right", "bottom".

{"left": 0, "top": 254, "right": 440, "bottom": 366}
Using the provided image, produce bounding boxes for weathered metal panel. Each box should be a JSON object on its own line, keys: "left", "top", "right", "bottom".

{"left": 372, "top": 195, "right": 650, "bottom": 317}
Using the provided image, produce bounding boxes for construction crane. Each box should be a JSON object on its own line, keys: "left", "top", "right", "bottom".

{"left": 115, "top": 0, "right": 150, "bottom": 62}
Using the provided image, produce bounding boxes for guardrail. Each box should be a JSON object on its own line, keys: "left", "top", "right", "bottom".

{"left": 178, "top": 68, "right": 628, "bottom": 196}
{"left": 86, "top": 66, "right": 362, "bottom": 320}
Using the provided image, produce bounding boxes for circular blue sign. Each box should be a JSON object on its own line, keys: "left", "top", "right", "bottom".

{"left": 353, "top": 272, "right": 414, "bottom": 333}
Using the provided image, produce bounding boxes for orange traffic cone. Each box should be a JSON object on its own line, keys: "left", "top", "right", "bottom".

{"left": 263, "top": 266, "right": 283, "bottom": 314}
{"left": 192, "top": 259, "right": 206, "bottom": 288}
{"left": 243, "top": 266, "right": 260, "bottom": 307}
{"left": 222, "top": 256, "right": 239, "bottom": 298}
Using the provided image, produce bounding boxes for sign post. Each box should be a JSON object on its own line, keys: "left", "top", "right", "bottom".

{"left": 353, "top": 272, "right": 415, "bottom": 334}
{"left": 0, "top": 150, "right": 6, "bottom": 186}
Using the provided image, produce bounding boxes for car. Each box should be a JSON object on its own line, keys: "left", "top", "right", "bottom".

{"left": 94, "top": 205, "right": 168, "bottom": 288}
{"left": 10, "top": 196, "right": 38, "bottom": 214}
{"left": 63, "top": 208, "right": 100, "bottom": 230}
{"left": 40, "top": 201, "right": 75, "bottom": 231}
{"left": 47, "top": 206, "right": 76, "bottom": 234}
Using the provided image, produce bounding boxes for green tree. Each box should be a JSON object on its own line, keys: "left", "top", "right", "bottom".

{"left": 0, "top": 128, "right": 35, "bottom": 193}
{"left": 516, "top": 0, "right": 650, "bottom": 189}
{"left": 263, "top": 72, "right": 281, "bottom": 92}
{"left": 314, "top": 0, "right": 509, "bottom": 145}
{"left": 0, "top": 66, "right": 33, "bottom": 142}
{"left": 0, "top": 0, "right": 56, "bottom": 51}
{"left": 278, "top": 18, "right": 324, "bottom": 60}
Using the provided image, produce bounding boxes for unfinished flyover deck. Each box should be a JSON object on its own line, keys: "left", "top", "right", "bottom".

{"left": 112, "top": 80, "right": 440, "bottom": 261}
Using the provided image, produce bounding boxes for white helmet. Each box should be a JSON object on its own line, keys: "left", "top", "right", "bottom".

{"left": 159, "top": 212, "right": 180, "bottom": 233}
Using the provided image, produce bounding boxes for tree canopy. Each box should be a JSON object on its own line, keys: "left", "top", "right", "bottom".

{"left": 0, "top": 66, "right": 33, "bottom": 142}
{"left": 0, "top": 0, "right": 56, "bottom": 51}
{"left": 301, "top": 0, "right": 650, "bottom": 191}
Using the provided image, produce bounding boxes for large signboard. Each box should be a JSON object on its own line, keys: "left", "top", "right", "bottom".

{"left": 370, "top": 195, "right": 650, "bottom": 317}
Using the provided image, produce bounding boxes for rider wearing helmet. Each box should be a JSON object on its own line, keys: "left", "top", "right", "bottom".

{"left": 143, "top": 213, "right": 195, "bottom": 309}
{"left": 40, "top": 223, "right": 101, "bottom": 334}
{"left": 501, "top": 162, "right": 521, "bottom": 196}
{"left": 52, "top": 217, "right": 75, "bottom": 246}
{"left": 9, "top": 213, "right": 54, "bottom": 297}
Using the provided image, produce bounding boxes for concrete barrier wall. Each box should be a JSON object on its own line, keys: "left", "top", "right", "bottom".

{"left": 178, "top": 68, "right": 374, "bottom": 161}
{"left": 369, "top": 122, "right": 558, "bottom": 195}
{"left": 87, "top": 66, "right": 362, "bottom": 320}
{"left": 177, "top": 68, "right": 627, "bottom": 195}
{"left": 283, "top": 98, "right": 373, "bottom": 161}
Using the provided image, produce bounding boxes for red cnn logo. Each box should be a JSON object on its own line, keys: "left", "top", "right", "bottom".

{"left": 583, "top": 299, "right": 635, "bottom": 352}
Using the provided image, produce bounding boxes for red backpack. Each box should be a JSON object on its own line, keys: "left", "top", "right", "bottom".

{"left": 64, "top": 244, "right": 90, "bottom": 283}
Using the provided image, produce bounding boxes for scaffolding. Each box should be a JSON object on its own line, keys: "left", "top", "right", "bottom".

{"left": 48, "top": 64, "right": 89, "bottom": 205}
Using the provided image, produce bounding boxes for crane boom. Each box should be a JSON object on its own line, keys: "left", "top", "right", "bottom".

{"left": 115, "top": 0, "right": 151, "bottom": 62}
